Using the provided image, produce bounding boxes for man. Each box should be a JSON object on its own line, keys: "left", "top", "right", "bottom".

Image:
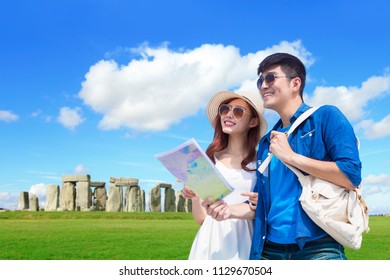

{"left": 204, "top": 53, "right": 362, "bottom": 260}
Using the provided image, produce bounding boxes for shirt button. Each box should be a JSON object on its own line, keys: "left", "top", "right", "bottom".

{"left": 262, "top": 236, "right": 265, "bottom": 239}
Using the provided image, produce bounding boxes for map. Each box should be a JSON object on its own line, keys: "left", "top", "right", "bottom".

{"left": 155, "top": 138, "right": 233, "bottom": 201}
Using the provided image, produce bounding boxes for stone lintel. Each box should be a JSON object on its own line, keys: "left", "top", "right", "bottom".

{"left": 157, "top": 183, "right": 172, "bottom": 189}
{"left": 90, "top": 181, "right": 106, "bottom": 188}
{"left": 110, "top": 177, "right": 139, "bottom": 187}
{"left": 62, "top": 174, "right": 90, "bottom": 182}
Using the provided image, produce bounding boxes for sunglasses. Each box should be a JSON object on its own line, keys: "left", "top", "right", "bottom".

{"left": 256, "top": 72, "right": 293, "bottom": 89}
{"left": 218, "top": 104, "right": 252, "bottom": 119}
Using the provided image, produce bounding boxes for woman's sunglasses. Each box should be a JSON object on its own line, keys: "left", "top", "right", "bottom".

{"left": 218, "top": 104, "right": 252, "bottom": 119}
{"left": 256, "top": 72, "right": 293, "bottom": 89}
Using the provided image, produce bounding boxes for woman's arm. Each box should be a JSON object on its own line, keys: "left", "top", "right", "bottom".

{"left": 201, "top": 198, "right": 255, "bottom": 221}
{"left": 181, "top": 186, "right": 207, "bottom": 225}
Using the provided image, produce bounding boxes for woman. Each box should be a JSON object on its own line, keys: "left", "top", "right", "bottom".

{"left": 182, "top": 90, "right": 267, "bottom": 260}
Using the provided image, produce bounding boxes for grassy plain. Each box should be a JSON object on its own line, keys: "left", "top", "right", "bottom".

{"left": 0, "top": 212, "right": 388, "bottom": 260}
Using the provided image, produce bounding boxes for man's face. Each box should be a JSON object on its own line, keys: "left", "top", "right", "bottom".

{"left": 257, "top": 65, "right": 293, "bottom": 110}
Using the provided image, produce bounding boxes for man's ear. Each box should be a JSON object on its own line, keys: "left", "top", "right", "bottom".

{"left": 292, "top": 77, "right": 301, "bottom": 91}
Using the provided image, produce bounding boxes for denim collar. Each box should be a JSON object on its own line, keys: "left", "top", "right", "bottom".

{"left": 265, "top": 103, "right": 311, "bottom": 142}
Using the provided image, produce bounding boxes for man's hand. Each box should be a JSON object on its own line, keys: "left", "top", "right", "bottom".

{"left": 241, "top": 191, "right": 258, "bottom": 210}
{"left": 269, "top": 130, "right": 294, "bottom": 163}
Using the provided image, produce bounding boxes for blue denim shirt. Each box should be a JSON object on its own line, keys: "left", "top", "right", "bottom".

{"left": 249, "top": 103, "right": 362, "bottom": 260}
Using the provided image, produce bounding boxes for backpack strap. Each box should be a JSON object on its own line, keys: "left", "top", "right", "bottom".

{"left": 258, "top": 106, "right": 321, "bottom": 174}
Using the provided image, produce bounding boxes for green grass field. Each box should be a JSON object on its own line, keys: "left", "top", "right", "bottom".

{"left": 0, "top": 212, "right": 388, "bottom": 260}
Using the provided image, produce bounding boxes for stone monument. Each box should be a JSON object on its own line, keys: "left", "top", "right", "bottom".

{"left": 106, "top": 177, "right": 138, "bottom": 212}
{"left": 61, "top": 174, "right": 91, "bottom": 211}
{"left": 45, "top": 184, "right": 60, "bottom": 211}
{"left": 29, "top": 193, "right": 39, "bottom": 211}
{"left": 17, "top": 192, "right": 29, "bottom": 210}
{"left": 90, "top": 181, "right": 107, "bottom": 211}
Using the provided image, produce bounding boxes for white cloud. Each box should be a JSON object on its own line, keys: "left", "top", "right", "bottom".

{"left": 79, "top": 40, "right": 314, "bottom": 132}
{"left": 75, "top": 164, "right": 89, "bottom": 173}
{"left": 0, "top": 110, "right": 19, "bottom": 122}
{"left": 31, "top": 110, "right": 52, "bottom": 123}
{"left": 29, "top": 183, "right": 47, "bottom": 197}
{"left": 57, "top": 107, "right": 85, "bottom": 130}
{"left": 0, "top": 192, "right": 11, "bottom": 200}
{"left": 0, "top": 192, "right": 17, "bottom": 210}
{"left": 355, "top": 115, "right": 390, "bottom": 139}
{"left": 304, "top": 75, "right": 390, "bottom": 122}
{"left": 361, "top": 173, "right": 390, "bottom": 215}
{"left": 363, "top": 173, "right": 390, "bottom": 186}
{"left": 31, "top": 110, "right": 41, "bottom": 117}
{"left": 29, "top": 183, "right": 48, "bottom": 209}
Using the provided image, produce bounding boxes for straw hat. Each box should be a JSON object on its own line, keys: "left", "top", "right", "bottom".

{"left": 206, "top": 90, "right": 267, "bottom": 138}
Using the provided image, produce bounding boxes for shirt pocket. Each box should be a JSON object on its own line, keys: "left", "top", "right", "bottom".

{"left": 298, "top": 128, "right": 317, "bottom": 156}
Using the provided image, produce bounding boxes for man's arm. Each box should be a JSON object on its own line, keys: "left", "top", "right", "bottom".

{"left": 288, "top": 154, "right": 356, "bottom": 190}
{"left": 269, "top": 130, "right": 356, "bottom": 190}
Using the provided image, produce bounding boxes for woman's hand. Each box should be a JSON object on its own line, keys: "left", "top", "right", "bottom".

{"left": 181, "top": 186, "right": 198, "bottom": 199}
{"left": 201, "top": 197, "right": 231, "bottom": 221}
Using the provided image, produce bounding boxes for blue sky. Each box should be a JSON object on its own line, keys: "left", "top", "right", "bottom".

{"left": 0, "top": 0, "right": 389, "bottom": 214}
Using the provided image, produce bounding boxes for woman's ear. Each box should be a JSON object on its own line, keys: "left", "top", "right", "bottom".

{"left": 249, "top": 117, "right": 259, "bottom": 128}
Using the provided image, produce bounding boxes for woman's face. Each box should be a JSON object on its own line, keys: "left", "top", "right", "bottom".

{"left": 219, "top": 98, "right": 256, "bottom": 136}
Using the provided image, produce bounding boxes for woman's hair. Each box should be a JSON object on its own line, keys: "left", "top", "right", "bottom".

{"left": 205, "top": 98, "right": 261, "bottom": 171}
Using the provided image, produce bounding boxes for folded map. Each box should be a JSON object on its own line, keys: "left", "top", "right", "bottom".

{"left": 155, "top": 138, "right": 233, "bottom": 201}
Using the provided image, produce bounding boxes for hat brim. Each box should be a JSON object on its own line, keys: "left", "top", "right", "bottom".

{"left": 206, "top": 90, "right": 267, "bottom": 138}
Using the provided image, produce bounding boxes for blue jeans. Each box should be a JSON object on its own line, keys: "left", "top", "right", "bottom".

{"left": 261, "top": 236, "right": 347, "bottom": 260}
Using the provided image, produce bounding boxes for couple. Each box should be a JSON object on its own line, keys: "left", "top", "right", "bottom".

{"left": 182, "top": 53, "right": 362, "bottom": 260}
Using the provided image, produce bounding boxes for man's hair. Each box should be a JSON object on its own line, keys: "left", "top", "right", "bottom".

{"left": 257, "top": 53, "right": 306, "bottom": 97}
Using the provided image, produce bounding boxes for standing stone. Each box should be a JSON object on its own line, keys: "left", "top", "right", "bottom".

{"left": 60, "top": 182, "right": 76, "bottom": 211}
{"left": 93, "top": 186, "right": 107, "bottom": 211}
{"left": 17, "top": 192, "right": 29, "bottom": 210}
{"left": 124, "top": 186, "right": 130, "bottom": 211}
{"left": 106, "top": 182, "right": 123, "bottom": 212}
{"left": 76, "top": 181, "right": 91, "bottom": 211}
{"left": 127, "top": 186, "right": 142, "bottom": 212}
{"left": 164, "top": 187, "right": 176, "bottom": 212}
{"left": 140, "top": 190, "right": 145, "bottom": 212}
{"left": 29, "top": 193, "right": 39, "bottom": 211}
{"left": 45, "top": 184, "right": 60, "bottom": 211}
{"left": 149, "top": 186, "right": 161, "bottom": 212}
{"left": 187, "top": 198, "right": 192, "bottom": 212}
{"left": 176, "top": 190, "right": 187, "bottom": 212}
